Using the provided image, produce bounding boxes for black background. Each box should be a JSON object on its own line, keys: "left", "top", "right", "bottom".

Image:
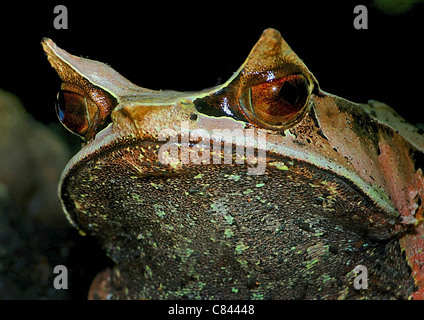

{"left": 1, "top": 0, "right": 423, "bottom": 126}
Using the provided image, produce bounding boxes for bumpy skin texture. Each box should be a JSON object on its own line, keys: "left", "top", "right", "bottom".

{"left": 42, "top": 29, "right": 424, "bottom": 299}
{"left": 64, "top": 147, "right": 415, "bottom": 299}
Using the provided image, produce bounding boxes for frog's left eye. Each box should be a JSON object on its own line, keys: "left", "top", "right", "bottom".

{"left": 240, "top": 74, "right": 312, "bottom": 130}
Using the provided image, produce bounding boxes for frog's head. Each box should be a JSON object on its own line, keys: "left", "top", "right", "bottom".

{"left": 42, "top": 29, "right": 424, "bottom": 299}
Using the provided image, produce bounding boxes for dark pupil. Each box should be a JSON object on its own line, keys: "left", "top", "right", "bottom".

{"left": 279, "top": 81, "right": 299, "bottom": 105}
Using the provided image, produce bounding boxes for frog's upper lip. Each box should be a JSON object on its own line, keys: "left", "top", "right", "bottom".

{"left": 67, "top": 113, "right": 399, "bottom": 218}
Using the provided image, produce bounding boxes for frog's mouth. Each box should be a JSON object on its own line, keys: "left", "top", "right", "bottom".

{"left": 59, "top": 101, "right": 418, "bottom": 244}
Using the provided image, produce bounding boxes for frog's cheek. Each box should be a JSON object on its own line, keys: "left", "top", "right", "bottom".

{"left": 312, "top": 93, "right": 424, "bottom": 229}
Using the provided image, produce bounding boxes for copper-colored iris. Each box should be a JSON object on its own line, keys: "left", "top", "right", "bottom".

{"left": 55, "top": 83, "right": 117, "bottom": 141}
{"left": 242, "top": 73, "right": 311, "bottom": 128}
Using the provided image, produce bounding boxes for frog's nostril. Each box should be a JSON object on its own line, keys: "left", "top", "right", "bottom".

{"left": 190, "top": 113, "right": 198, "bottom": 121}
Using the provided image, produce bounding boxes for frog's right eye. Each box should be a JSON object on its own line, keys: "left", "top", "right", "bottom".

{"left": 56, "top": 90, "right": 98, "bottom": 140}
{"left": 55, "top": 84, "right": 117, "bottom": 141}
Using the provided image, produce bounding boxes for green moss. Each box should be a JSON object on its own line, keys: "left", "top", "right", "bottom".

{"left": 224, "top": 228, "right": 234, "bottom": 238}
{"left": 305, "top": 258, "right": 319, "bottom": 269}
{"left": 243, "top": 189, "right": 253, "bottom": 195}
{"left": 227, "top": 174, "right": 241, "bottom": 182}
{"left": 321, "top": 274, "right": 333, "bottom": 284}
{"left": 236, "top": 241, "right": 249, "bottom": 254}
{"left": 145, "top": 265, "right": 153, "bottom": 278}
{"left": 224, "top": 214, "right": 234, "bottom": 225}
{"left": 270, "top": 162, "right": 289, "bottom": 171}
{"left": 251, "top": 293, "right": 264, "bottom": 300}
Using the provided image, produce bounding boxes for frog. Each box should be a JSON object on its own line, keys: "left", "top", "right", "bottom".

{"left": 42, "top": 28, "right": 424, "bottom": 300}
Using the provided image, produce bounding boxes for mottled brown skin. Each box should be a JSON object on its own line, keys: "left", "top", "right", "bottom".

{"left": 42, "top": 29, "right": 424, "bottom": 299}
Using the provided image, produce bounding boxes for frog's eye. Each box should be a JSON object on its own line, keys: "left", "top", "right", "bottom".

{"left": 240, "top": 74, "right": 312, "bottom": 129}
{"left": 56, "top": 90, "right": 99, "bottom": 140}
{"left": 55, "top": 85, "right": 117, "bottom": 141}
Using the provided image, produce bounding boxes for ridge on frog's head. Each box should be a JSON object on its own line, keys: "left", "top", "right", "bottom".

{"left": 42, "top": 29, "right": 320, "bottom": 140}
{"left": 42, "top": 28, "right": 424, "bottom": 299}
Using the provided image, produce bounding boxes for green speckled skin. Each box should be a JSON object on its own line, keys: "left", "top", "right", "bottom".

{"left": 62, "top": 144, "right": 414, "bottom": 299}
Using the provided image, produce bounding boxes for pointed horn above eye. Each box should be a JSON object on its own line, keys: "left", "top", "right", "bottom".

{"left": 247, "top": 28, "right": 289, "bottom": 63}
{"left": 239, "top": 28, "right": 318, "bottom": 88}
{"left": 41, "top": 38, "right": 156, "bottom": 98}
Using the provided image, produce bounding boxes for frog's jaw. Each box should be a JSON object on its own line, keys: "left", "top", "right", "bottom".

{"left": 58, "top": 126, "right": 417, "bottom": 300}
